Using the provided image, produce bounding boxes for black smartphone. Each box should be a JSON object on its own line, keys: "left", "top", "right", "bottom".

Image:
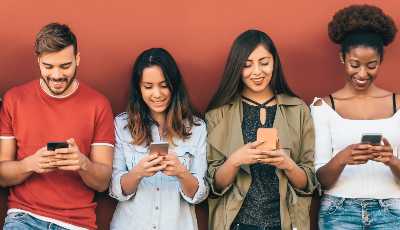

{"left": 361, "top": 133, "right": 383, "bottom": 145}
{"left": 47, "top": 142, "right": 69, "bottom": 151}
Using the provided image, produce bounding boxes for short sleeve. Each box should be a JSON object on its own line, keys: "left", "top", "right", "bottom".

{"left": 92, "top": 97, "right": 115, "bottom": 146}
{"left": 0, "top": 91, "right": 15, "bottom": 137}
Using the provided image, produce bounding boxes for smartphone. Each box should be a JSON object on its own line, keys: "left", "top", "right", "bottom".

{"left": 256, "top": 128, "right": 278, "bottom": 150}
{"left": 361, "top": 133, "right": 383, "bottom": 145}
{"left": 149, "top": 142, "right": 169, "bottom": 156}
{"left": 47, "top": 142, "right": 69, "bottom": 151}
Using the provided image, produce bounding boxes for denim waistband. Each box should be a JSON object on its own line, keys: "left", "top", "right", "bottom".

{"left": 323, "top": 194, "right": 399, "bottom": 208}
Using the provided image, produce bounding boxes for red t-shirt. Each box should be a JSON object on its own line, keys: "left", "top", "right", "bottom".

{"left": 0, "top": 80, "right": 115, "bottom": 229}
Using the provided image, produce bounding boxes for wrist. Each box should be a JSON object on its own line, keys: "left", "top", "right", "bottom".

{"left": 387, "top": 157, "right": 400, "bottom": 168}
{"left": 176, "top": 168, "right": 190, "bottom": 180}
{"left": 131, "top": 165, "right": 144, "bottom": 179}
{"left": 227, "top": 155, "right": 240, "bottom": 168}
{"left": 79, "top": 155, "right": 90, "bottom": 172}
{"left": 20, "top": 157, "right": 33, "bottom": 173}
{"left": 284, "top": 159, "right": 296, "bottom": 173}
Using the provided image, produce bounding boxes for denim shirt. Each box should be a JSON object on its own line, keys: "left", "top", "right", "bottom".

{"left": 109, "top": 113, "right": 209, "bottom": 230}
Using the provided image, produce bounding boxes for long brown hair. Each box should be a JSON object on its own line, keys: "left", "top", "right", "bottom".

{"left": 127, "top": 48, "right": 199, "bottom": 146}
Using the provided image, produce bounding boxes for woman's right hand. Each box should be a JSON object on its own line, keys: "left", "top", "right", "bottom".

{"left": 227, "top": 140, "right": 266, "bottom": 167}
{"left": 339, "top": 143, "right": 374, "bottom": 165}
{"left": 132, "top": 153, "right": 165, "bottom": 178}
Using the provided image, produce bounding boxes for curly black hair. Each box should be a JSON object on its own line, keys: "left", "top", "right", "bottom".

{"left": 328, "top": 4, "right": 397, "bottom": 59}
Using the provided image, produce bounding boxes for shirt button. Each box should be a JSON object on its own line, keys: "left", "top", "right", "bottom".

{"left": 156, "top": 187, "right": 160, "bottom": 191}
{"left": 155, "top": 206, "right": 159, "bottom": 210}
{"left": 153, "top": 226, "right": 156, "bottom": 229}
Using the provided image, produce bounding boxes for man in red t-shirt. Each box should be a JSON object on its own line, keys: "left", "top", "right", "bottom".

{"left": 0, "top": 23, "right": 114, "bottom": 230}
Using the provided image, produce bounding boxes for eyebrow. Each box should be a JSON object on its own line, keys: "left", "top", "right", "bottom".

{"left": 247, "top": 57, "right": 272, "bottom": 61}
{"left": 42, "top": 62, "right": 73, "bottom": 66}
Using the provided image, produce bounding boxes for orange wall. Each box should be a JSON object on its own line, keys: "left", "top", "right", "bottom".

{"left": 1, "top": 0, "right": 400, "bottom": 113}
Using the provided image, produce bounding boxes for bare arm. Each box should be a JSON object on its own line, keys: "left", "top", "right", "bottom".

{"left": 0, "top": 138, "right": 57, "bottom": 187}
{"left": 0, "top": 139, "right": 31, "bottom": 186}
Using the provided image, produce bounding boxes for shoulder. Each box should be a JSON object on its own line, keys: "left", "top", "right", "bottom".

{"left": 115, "top": 112, "right": 129, "bottom": 126}
{"left": 2, "top": 80, "right": 37, "bottom": 103}
{"left": 79, "top": 82, "right": 111, "bottom": 105}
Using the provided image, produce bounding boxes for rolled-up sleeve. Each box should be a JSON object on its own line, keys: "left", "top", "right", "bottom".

{"left": 291, "top": 103, "right": 318, "bottom": 196}
{"left": 109, "top": 117, "right": 135, "bottom": 201}
{"left": 179, "top": 121, "right": 209, "bottom": 204}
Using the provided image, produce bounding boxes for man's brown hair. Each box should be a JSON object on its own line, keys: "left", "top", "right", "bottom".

{"left": 35, "top": 23, "right": 78, "bottom": 56}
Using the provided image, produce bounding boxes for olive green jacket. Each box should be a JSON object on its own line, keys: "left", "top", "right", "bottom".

{"left": 206, "top": 94, "right": 317, "bottom": 230}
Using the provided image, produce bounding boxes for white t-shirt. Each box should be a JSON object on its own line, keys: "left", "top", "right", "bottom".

{"left": 311, "top": 97, "right": 400, "bottom": 199}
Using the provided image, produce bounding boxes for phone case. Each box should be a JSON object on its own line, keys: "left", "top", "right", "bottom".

{"left": 256, "top": 128, "right": 278, "bottom": 150}
{"left": 149, "top": 142, "right": 169, "bottom": 156}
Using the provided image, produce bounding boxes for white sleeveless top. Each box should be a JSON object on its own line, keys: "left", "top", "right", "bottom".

{"left": 310, "top": 97, "right": 400, "bottom": 199}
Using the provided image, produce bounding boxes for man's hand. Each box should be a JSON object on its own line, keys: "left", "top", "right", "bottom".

{"left": 54, "top": 138, "right": 90, "bottom": 171}
{"left": 22, "top": 147, "right": 57, "bottom": 174}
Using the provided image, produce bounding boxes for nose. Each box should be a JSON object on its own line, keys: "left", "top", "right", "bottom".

{"left": 51, "top": 68, "right": 62, "bottom": 78}
{"left": 358, "top": 67, "right": 368, "bottom": 78}
{"left": 152, "top": 86, "right": 161, "bottom": 98}
{"left": 252, "top": 63, "right": 262, "bottom": 76}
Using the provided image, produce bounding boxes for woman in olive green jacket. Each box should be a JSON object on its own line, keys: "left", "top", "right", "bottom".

{"left": 206, "top": 30, "right": 317, "bottom": 230}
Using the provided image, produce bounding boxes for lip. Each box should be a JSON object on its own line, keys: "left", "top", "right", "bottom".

{"left": 352, "top": 77, "right": 370, "bottom": 88}
{"left": 250, "top": 77, "right": 265, "bottom": 84}
{"left": 51, "top": 81, "right": 66, "bottom": 89}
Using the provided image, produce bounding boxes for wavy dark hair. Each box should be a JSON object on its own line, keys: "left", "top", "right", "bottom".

{"left": 127, "top": 48, "right": 199, "bottom": 146}
{"left": 207, "top": 29, "right": 296, "bottom": 111}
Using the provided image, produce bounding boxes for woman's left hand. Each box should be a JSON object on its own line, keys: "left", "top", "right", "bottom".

{"left": 161, "top": 153, "right": 188, "bottom": 178}
{"left": 258, "top": 149, "right": 296, "bottom": 171}
{"left": 371, "top": 138, "right": 398, "bottom": 166}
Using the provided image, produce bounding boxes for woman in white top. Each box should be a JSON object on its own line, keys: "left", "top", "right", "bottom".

{"left": 109, "top": 48, "right": 209, "bottom": 230}
{"left": 311, "top": 4, "right": 400, "bottom": 229}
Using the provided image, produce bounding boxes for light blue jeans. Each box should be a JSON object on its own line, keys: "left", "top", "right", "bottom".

{"left": 319, "top": 194, "right": 400, "bottom": 230}
{"left": 3, "top": 212, "right": 69, "bottom": 230}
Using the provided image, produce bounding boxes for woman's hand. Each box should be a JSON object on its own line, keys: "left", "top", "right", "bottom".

{"left": 258, "top": 149, "right": 296, "bottom": 171}
{"left": 371, "top": 138, "right": 399, "bottom": 166}
{"left": 337, "top": 143, "right": 374, "bottom": 165}
{"left": 227, "top": 140, "right": 265, "bottom": 167}
{"left": 133, "top": 154, "right": 165, "bottom": 178}
{"left": 162, "top": 153, "right": 188, "bottom": 178}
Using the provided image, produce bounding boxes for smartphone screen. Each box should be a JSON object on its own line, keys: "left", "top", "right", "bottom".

{"left": 47, "top": 142, "right": 69, "bottom": 151}
{"left": 361, "top": 133, "right": 382, "bottom": 145}
{"left": 149, "top": 142, "right": 169, "bottom": 156}
{"left": 256, "top": 128, "right": 278, "bottom": 150}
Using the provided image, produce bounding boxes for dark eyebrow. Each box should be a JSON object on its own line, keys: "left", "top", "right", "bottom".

{"left": 42, "top": 62, "right": 72, "bottom": 66}
{"left": 247, "top": 56, "right": 272, "bottom": 62}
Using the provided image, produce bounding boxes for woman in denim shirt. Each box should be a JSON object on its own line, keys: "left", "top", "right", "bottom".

{"left": 109, "top": 48, "right": 209, "bottom": 230}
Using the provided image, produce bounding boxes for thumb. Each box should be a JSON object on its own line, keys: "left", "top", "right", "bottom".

{"left": 248, "top": 140, "right": 264, "bottom": 149}
{"left": 382, "top": 137, "right": 391, "bottom": 147}
{"left": 67, "top": 138, "right": 76, "bottom": 147}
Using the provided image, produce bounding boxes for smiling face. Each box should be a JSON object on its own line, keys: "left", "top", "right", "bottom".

{"left": 241, "top": 45, "right": 274, "bottom": 95}
{"left": 343, "top": 46, "right": 381, "bottom": 91}
{"left": 38, "top": 45, "right": 80, "bottom": 96}
{"left": 140, "top": 65, "right": 172, "bottom": 119}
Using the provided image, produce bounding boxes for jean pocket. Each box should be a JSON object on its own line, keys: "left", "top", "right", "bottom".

{"left": 319, "top": 195, "right": 344, "bottom": 216}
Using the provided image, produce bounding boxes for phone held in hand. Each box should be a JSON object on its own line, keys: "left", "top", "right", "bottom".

{"left": 256, "top": 128, "right": 278, "bottom": 151}
{"left": 47, "top": 142, "right": 69, "bottom": 151}
{"left": 149, "top": 142, "right": 169, "bottom": 156}
{"left": 361, "top": 133, "right": 383, "bottom": 146}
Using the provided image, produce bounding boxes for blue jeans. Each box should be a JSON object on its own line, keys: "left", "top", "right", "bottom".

{"left": 319, "top": 194, "right": 400, "bottom": 230}
{"left": 3, "top": 212, "right": 69, "bottom": 230}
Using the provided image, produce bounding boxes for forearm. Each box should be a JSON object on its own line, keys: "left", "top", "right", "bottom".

{"left": 388, "top": 158, "right": 400, "bottom": 179}
{"left": 119, "top": 167, "right": 143, "bottom": 196}
{"left": 317, "top": 154, "right": 346, "bottom": 190}
{"left": 285, "top": 164, "right": 308, "bottom": 189}
{"left": 78, "top": 160, "right": 112, "bottom": 192}
{"left": 214, "top": 158, "right": 240, "bottom": 192}
{"left": 178, "top": 170, "right": 199, "bottom": 198}
{"left": 0, "top": 160, "right": 32, "bottom": 187}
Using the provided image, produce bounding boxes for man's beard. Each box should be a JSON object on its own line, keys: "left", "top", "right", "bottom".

{"left": 41, "top": 70, "right": 77, "bottom": 96}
